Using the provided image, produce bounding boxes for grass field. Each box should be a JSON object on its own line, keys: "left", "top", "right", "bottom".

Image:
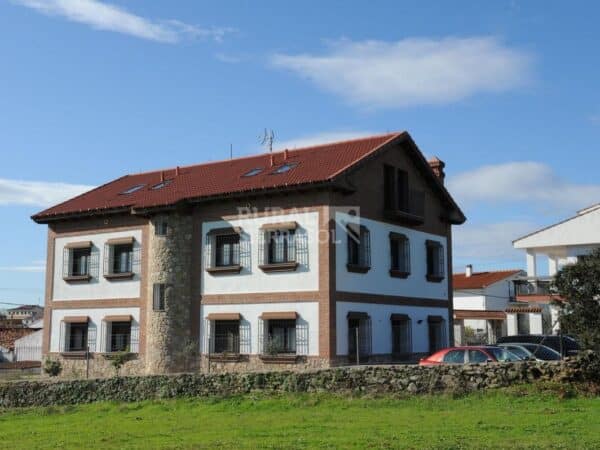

{"left": 1, "top": 385, "right": 599, "bottom": 449}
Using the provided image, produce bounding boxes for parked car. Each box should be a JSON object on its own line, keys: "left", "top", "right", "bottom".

{"left": 496, "top": 343, "right": 561, "bottom": 361}
{"left": 496, "top": 335, "right": 579, "bottom": 357}
{"left": 419, "top": 346, "right": 522, "bottom": 366}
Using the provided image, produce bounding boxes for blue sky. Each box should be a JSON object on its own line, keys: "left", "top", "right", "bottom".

{"left": 1, "top": 0, "right": 599, "bottom": 306}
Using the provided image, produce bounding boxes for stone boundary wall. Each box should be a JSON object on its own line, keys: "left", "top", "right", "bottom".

{"left": 1, "top": 352, "right": 598, "bottom": 408}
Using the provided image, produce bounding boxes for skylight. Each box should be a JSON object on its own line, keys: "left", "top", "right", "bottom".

{"left": 243, "top": 168, "right": 263, "bottom": 177}
{"left": 271, "top": 163, "right": 298, "bottom": 174}
{"left": 120, "top": 184, "right": 145, "bottom": 195}
{"left": 151, "top": 180, "right": 172, "bottom": 190}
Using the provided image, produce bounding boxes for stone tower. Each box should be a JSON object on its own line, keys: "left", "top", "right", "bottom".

{"left": 145, "top": 212, "right": 194, "bottom": 373}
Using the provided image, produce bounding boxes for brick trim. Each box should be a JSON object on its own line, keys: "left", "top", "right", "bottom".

{"left": 201, "top": 292, "right": 322, "bottom": 305}
{"left": 335, "top": 291, "right": 448, "bottom": 308}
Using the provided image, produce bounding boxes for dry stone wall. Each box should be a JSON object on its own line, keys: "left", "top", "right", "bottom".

{"left": 2, "top": 352, "right": 598, "bottom": 408}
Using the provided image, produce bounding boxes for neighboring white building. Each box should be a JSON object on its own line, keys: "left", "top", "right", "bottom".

{"left": 513, "top": 204, "right": 600, "bottom": 334}
{"left": 453, "top": 266, "right": 527, "bottom": 345}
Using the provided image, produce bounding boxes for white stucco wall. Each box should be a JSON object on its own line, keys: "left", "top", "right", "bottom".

{"left": 49, "top": 307, "right": 140, "bottom": 353}
{"left": 201, "top": 212, "right": 320, "bottom": 295}
{"left": 453, "top": 292, "right": 486, "bottom": 310}
{"left": 514, "top": 207, "right": 600, "bottom": 249}
{"left": 14, "top": 330, "right": 43, "bottom": 361}
{"left": 335, "top": 212, "right": 448, "bottom": 299}
{"left": 335, "top": 301, "right": 448, "bottom": 356}
{"left": 53, "top": 230, "right": 143, "bottom": 301}
{"left": 200, "top": 301, "right": 319, "bottom": 355}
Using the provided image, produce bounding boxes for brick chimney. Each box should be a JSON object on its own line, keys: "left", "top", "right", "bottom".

{"left": 428, "top": 157, "right": 446, "bottom": 184}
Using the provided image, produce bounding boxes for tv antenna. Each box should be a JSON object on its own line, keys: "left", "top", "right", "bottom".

{"left": 260, "top": 129, "right": 275, "bottom": 153}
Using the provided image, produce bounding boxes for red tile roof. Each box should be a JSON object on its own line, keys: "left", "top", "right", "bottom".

{"left": 32, "top": 132, "right": 465, "bottom": 223}
{"left": 453, "top": 270, "right": 523, "bottom": 290}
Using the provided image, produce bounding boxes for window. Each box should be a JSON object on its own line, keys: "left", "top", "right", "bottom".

{"left": 120, "top": 184, "right": 145, "bottom": 195}
{"left": 155, "top": 219, "right": 168, "bottom": 236}
{"left": 151, "top": 180, "right": 171, "bottom": 190}
{"left": 213, "top": 320, "right": 240, "bottom": 353}
{"left": 271, "top": 163, "right": 298, "bottom": 174}
{"left": 206, "top": 227, "right": 243, "bottom": 274}
{"left": 112, "top": 244, "right": 133, "bottom": 274}
{"left": 71, "top": 248, "right": 91, "bottom": 277}
{"left": 215, "top": 234, "right": 240, "bottom": 267}
{"left": 391, "top": 315, "right": 411, "bottom": 356}
{"left": 347, "top": 224, "right": 370, "bottom": 272}
{"left": 426, "top": 240, "right": 445, "bottom": 282}
{"left": 268, "top": 230, "right": 295, "bottom": 264}
{"left": 390, "top": 233, "right": 410, "bottom": 277}
{"left": 396, "top": 169, "right": 409, "bottom": 211}
{"left": 428, "top": 316, "right": 445, "bottom": 354}
{"left": 243, "top": 168, "right": 263, "bottom": 177}
{"left": 347, "top": 313, "right": 371, "bottom": 361}
{"left": 443, "top": 350, "right": 466, "bottom": 364}
{"left": 468, "top": 350, "right": 488, "bottom": 364}
{"left": 104, "top": 238, "right": 135, "bottom": 279}
{"left": 517, "top": 313, "right": 530, "bottom": 335}
{"left": 267, "top": 319, "right": 296, "bottom": 354}
{"left": 153, "top": 283, "right": 166, "bottom": 311}
{"left": 68, "top": 323, "right": 88, "bottom": 352}
{"left": 110, "top": 321, "right": 131, "bottom": 352}
{"left": 383, "top": 164, "right": 395, "bottom": 210}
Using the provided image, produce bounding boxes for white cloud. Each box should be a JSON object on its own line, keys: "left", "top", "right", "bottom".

{"left": 452, "top": 221, "right": 535, "bottom": 267}
{"left": 13, "top": 0, "right": 233, "bottom": 43}
{"left": 0, "top": 178, "right": 94, "bottom": 207}
{"left": 0, "top": 263, "right": 46, "bottom": 273}
{"left": 447, "top": 161, "right": 600, "bottom": 213}
{"left": 271, "top": 36, "right": 532, "bottom": 109}
{"left": 274, "top": 130, "right": 377, "bottom": 151}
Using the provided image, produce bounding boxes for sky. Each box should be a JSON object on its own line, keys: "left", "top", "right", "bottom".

{"left": 1, "top": 0, "right": 599, "bottom": 306}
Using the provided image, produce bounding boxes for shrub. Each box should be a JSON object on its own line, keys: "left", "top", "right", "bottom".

{"left": 43, "top": 358, "right": 62, "bottom": 377}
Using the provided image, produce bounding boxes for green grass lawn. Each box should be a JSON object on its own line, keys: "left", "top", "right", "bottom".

{"left": 1, "top": 386, "right": 599, "bottom": 449}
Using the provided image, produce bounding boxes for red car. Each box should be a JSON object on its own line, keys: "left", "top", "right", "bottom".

{"left": 419, "top": 346, "right": 521, "bottom": 366}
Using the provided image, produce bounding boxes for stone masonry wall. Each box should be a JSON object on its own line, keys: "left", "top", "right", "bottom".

{"left": 145, "top": 213, "right": 195, "bottom": 374}
{"left": 3, "top": 352, "right": 598, "bottom": 408}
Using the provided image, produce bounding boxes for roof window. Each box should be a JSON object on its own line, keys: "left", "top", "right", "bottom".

{"left": 120, "top": 184, "right": 145, "bottom": 195}
{"left": 271, "top": 163, "right": 298, "bottom": 174}
{"left": 243, "top": 168, "right": 263, "bottom": 177}
{"left": 151, "top": 180, "right": 172, "bottom": 190}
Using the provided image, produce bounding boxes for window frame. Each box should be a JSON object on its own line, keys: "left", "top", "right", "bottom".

{"left": 104, "top": 238, "right": 136, "bottom": 280}
{"left": 391, "top": 314, "right": 412, "bottom": 357}
{"left": 258, "top": 223, "right": 299, "bottom": 272}
{"left": 212, "top": 320, "right": 241, "bottom": 354}
{"left": 425, "top": 240, "right": 445, "bottom": 282}
{"left": 109, "top": 321, "right": 132, "bottom": 353}
{"left": 153, "top": 283, "right": 166, "bottom": 311}
{"left": 155, "top": 219, "right": 168, "bottom": 236}
{"left": 389, "top": 232, "right": 410, "bottom": 278}
{"left": 205, "top": 227, "right": 243, "bottom": 274}
{"left": 346, "top": 224, "right": 371, "bottom": 273}
{"left": 63, "top": 243, "right": 93, "bottom": 282}
{"left": 266, "top": 319, "right": 297, "bottom": 355}
{"left": 67, "top": 322, "right": 89, "bottom": 352}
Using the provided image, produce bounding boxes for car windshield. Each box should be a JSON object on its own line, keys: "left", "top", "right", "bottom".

{"left": 487, "top": 347, "right": 521, "bottom": 362}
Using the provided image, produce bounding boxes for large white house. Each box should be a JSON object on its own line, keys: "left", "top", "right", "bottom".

{"left": 513, "top": 203, "right": 600, "bottom": 334}
{"left": 32, "top": 132, "right": 466, "bottom": 376}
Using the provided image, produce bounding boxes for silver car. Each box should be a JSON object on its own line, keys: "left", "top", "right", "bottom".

{"left": 496, "top": 343, "right": 561, "bottom": 361}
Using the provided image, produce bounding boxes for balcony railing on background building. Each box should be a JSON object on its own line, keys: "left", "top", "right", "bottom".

{"left": 514, "top": 278, "right": 557, "bottom": 297}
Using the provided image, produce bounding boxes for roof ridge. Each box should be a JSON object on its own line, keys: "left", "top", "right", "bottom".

{"left": 453, "top": 269, "right": 523, "bottom": 276}
{"left": 123, "top": 132, "right": 402, "bottom": 178}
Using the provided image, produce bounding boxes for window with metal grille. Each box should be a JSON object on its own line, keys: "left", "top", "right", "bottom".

{"left": 390, "top": 233, "right": 410, "bottom": 276}
{"left": 110, "top": 321, "right": 131, "bottom": 352}
{"left": 111, "top": 244, "right": 133, "bottom": 274}
{"left": 213, "top": 320, "right": 240, "bottom": 353}
{"left": 426, "top": 240, "right": 445, "bottom": 281}
{"left": 70, "top": 248, "right": 91, "bottom": 277}
{"left": 347, "top": 224, "right": 370, "bottom": 269}
{"left": 391, "top": 317, "right": 412, "bottom": 355}
{"left": 267, "top": 230, "right": 296, "bottom": 264}
{"left": 215, "top": 234, "right": 240, "bottom": 267}
{"left": 68, "top": 323, "right": 88, "bottom": 352}
{"left": 267, "top": 319, "right": 296, "bottom": 354}
{"left": 153, "top": 283, "right": 166, "bottom": 311}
